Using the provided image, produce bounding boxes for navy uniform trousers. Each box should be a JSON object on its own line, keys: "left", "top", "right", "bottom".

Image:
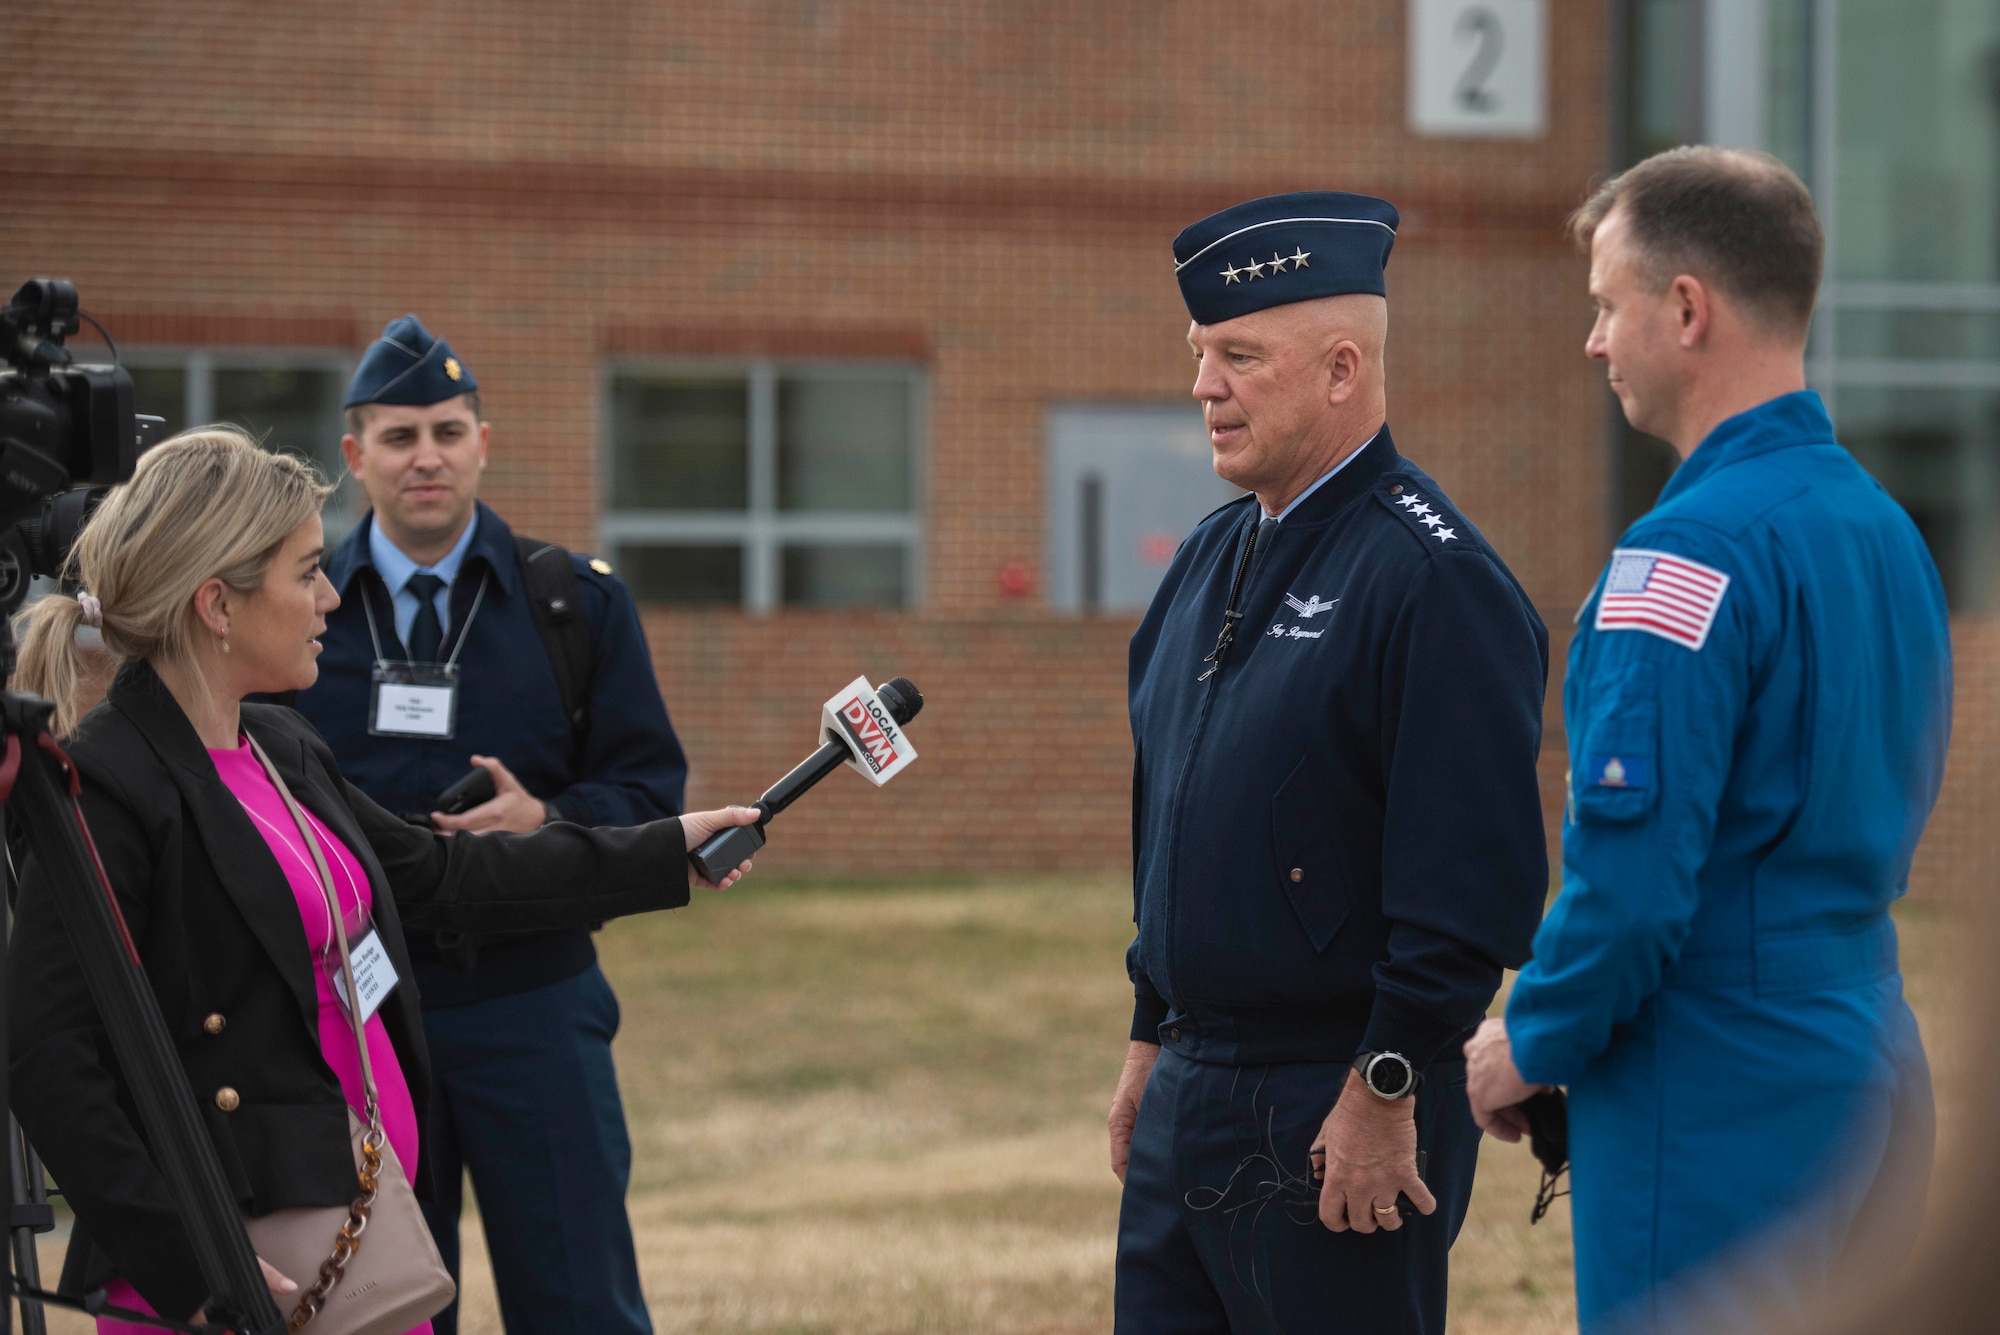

{"left": 1117, "top": 1050, "right": 1480, "bottom": 1334}
{"left": 420, "top": 965, "right": 652, "bottom": 1335}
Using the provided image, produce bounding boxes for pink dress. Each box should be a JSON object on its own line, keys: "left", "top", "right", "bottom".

{"left": 98, "top": 738, "right": 431, "bottom": 1335}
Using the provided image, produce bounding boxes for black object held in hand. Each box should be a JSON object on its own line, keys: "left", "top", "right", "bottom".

{"left": 1522, "top": 1087, "right": 1570, "bottom": 1224}
{"left": 436, "top": 766, "right": 498, "bottom": 816}
{"left": 688, "top": 677, "right": 924, "bottom": 883}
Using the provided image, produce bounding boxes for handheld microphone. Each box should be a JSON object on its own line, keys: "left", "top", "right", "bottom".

{"left": 688, "top": 675, "right": 924, "bottom": 883}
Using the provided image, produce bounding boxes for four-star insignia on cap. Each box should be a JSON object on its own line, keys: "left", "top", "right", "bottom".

{"left": 1221, "top": 249, "right": 1317, "bottom": 285}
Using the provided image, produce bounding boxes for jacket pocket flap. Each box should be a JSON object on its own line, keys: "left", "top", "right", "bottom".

{"left": 1573, "top": 662, "right": 1658, "bottom": 825}
{"left": 1272, "top": 754, "right": 1350, "bottom": 953}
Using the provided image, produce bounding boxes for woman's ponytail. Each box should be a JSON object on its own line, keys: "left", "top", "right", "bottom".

{"left": 11, "top": 591, "right": 95, "bottom": 737}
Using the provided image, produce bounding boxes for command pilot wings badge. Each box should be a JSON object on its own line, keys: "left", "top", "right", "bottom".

{"left": 1282, "top": 593, "right": 1338, "bottom": 619}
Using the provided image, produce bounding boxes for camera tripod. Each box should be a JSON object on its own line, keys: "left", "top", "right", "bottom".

{"left": 0, "top": 684, "right": 285, "bottom": 1335}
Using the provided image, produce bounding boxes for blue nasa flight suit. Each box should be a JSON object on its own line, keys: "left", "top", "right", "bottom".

{"left": 1121, "top": 428, "right": 1550, "bottom": 1333}
{"left": 296, "top": 501, "right": 687, "bottom": 1335}
{"left": 1505, "top": 392, "right": 1953, "bottom": 1333}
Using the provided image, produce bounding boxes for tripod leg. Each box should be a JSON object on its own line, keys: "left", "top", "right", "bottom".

{"left": 1, "top": 711, "right": 283, "bottom": 1333}
{"left": 6, "top": 1121, "right": 45, "bottom": 1335}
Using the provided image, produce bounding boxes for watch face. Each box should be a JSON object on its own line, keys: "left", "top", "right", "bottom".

{"left": 1368, "top": 1054, "right": 1413, "bottom": 1098}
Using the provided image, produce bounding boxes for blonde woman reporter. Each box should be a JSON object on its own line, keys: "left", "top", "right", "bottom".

{"left": 7, "top": 428, "right": 757, "bottom": 1331}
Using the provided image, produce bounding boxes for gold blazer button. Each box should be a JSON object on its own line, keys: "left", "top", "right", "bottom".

{"left": 203, "top": 1013, "right": 227, "bottom": 1035}
{"left": 214, "top": 1087, "right": 240, "bottom": 1112}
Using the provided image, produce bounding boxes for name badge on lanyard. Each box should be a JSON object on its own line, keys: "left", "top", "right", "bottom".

{"left": 370, "top": 661, "right": 460, "bottom": 738}
{"left": 361, "top": 571, "right": 488, "bottom": 740}
{"left": 328, "top": 912, "right": 401, "bottom": 1024}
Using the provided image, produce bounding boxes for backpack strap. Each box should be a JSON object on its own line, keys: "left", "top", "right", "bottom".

{"left": 513, "top": 534, "right": 593, "bottom": 744}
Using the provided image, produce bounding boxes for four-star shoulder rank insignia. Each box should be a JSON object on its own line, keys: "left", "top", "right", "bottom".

{"left": 1386, "top": 485, "right": 1459, "bottom": 543}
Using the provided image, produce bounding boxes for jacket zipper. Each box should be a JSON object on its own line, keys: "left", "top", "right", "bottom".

{"left": 1160, "top": 514, "right": 1264, "bottom": 1007}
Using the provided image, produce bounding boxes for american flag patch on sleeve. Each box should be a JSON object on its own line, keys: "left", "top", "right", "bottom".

{"left": 1593, "top": 548, "right": 1731, "bottom": 651}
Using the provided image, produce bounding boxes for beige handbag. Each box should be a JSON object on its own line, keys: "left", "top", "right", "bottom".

{"left": 242, "top": 734, "right": 456, "bottom": 1335}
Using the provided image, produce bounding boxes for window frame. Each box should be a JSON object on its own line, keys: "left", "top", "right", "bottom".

{"left": 599, "top": 356, "right": 928, "bottom": 612}
{"left": 117, "top": 344, "right": 361, "bottom": 536}
{"left": 1611, "top": 0, "right": 2000, "bottom": 609}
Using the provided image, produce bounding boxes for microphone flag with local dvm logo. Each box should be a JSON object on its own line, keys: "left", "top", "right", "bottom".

{"left": 819, "top": 676, "right": 918, "bottom": 785}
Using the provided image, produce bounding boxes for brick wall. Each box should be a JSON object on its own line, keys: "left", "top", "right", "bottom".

{"left": 1, "top": 0, "right": 1989, "bottom": 895}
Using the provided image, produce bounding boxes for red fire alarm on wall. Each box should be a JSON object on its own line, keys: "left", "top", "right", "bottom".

{"left": 996, "top": 561, "right": 1034, "bottom": 597}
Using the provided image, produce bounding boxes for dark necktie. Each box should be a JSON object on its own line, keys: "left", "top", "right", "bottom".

{"left": 1252, "top": 515, "right": 1281, "bottom": 575}
{"left": 405, "top": 573, "right": 446, "bottom": 662}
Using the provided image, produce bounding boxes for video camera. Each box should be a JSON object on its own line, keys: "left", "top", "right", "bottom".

{"left": 0, "top": 278, "right": 162, "bottom": 656}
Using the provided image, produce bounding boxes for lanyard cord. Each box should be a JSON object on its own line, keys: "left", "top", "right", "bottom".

{"left": 1198, "top": 514, "right": 1265, "bottom": 682}
{"left": 360, "top": 568, "right": 491, "bottom": 668}
{"left": 235, "top": 793, "right": 365, "bottom": 950}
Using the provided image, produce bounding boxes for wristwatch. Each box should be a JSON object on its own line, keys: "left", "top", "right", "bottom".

{"left": 1351, "top": 1050, "right": 1421, "bottom": 1100}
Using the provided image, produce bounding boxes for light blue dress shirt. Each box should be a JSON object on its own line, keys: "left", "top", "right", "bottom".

{"left": 368, "top": 510, "right": 480, "bottom": 651}
{"left": 1267, "top": 428, "right": 1378, "bottom": 521}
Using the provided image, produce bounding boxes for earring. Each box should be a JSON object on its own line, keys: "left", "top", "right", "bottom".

{"left": 218, "top": 629, "right": 231, "bottom": 654}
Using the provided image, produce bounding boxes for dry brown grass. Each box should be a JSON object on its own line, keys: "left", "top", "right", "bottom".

{"left": 34, "top": 879, "right": 1967, "bottom": 1335}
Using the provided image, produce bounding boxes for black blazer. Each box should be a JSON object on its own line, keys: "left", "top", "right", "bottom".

{"left": 7, "top": 661, "right": 690, "bottom": 1318}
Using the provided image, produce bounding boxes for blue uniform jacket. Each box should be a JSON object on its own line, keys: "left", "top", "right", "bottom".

{"left": 294, "top": 502, "right": 689, "bottom": 1007}
{"left": 1505, "top": 392, "right": 1952, "bottom": 1330}
{"left": 1127, "top": 428, "right": 1550, "bottom": 1069}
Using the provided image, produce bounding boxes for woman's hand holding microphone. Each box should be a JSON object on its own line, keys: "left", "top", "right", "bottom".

{"left": 681, "top": 806, "right": 761, "bottom": 888}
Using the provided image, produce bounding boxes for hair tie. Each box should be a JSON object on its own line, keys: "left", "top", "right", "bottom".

{"left": 75, "top": 592, "right": 104, "bottom": 628}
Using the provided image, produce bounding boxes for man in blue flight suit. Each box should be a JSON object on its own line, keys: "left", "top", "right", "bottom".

{"left": 294, "top": 316, "right": 686, "bottom": 1335}
{"left": 1109, "top": 192, "right": 1551, "bottom": 1333}
{"left": 1465, "top": 149, "right": 1953, "bottom": 1333}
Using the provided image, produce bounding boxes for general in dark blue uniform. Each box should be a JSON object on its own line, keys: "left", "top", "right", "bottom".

{"left": 294, "top": 317, "right": 686, "bottom": 1335}
{"left": 1112, "top": 194, "right": 1550, "bottom": 1333}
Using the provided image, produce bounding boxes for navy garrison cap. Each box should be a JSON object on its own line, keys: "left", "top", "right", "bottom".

{"left": 344, "top": 314, "right": 478, "bottom": 408}
{"left": 1174, "top": 191, "right": 1399, "bottom": 325}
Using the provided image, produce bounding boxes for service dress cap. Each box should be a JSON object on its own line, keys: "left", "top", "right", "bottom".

{"left": 1173, "top": 191, "right": 1399, "bottom": 326}
{"left": 344, "top": 314, "right": 478, "bottom": 409}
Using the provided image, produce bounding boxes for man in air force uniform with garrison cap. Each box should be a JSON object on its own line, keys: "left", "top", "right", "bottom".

{"left": 1108, "top": 192, "right": 1551, "bottom": 1332}
{"left": 291, "top": 316, "right": 688, "bottom": 1335}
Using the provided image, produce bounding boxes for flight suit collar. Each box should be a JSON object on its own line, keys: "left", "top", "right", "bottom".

{"left": 326, "top": 500, "right": 524, "bottom": 602}
{"left": 1660, "top": 390, "right": 1837, "bottom": 505}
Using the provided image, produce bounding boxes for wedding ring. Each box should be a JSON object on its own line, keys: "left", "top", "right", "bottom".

{"left": 1373, "top": 1204, "right": 1398, "bottom": 1215}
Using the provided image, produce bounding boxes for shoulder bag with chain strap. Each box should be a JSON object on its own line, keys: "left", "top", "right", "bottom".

{"left": 241, "top": 733, "right": 455, "bottom": 1335}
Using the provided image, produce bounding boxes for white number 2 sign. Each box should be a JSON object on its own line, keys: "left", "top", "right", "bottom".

{"left": 1409, "top": 0, "right": 1547, "bottom": 138}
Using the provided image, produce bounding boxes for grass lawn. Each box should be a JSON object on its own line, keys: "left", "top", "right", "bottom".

{"left": 37, "top": 877, "right": 1967, "bottom": 1334}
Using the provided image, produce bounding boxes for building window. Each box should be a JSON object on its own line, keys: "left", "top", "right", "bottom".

{"left": 123, "top": 349, "right": 360, "bottom": 539}
{"left": 1045, "top": 405, "right": 1241, "bottom": 614}
{"left": 602, "top": 361, "right": 924, "bottom": 609}
{"left": 1616, "top": 0, "right": 2000, "bottom": 612}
